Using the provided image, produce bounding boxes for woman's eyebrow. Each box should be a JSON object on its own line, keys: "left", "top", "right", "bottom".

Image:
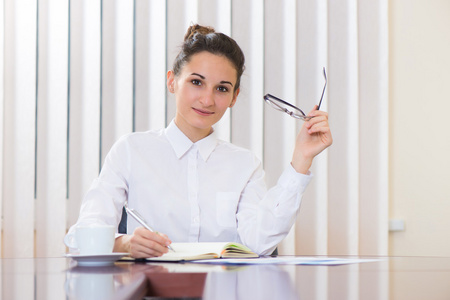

{"left": 220, "top": 80, "right": 234, "bottom": 87}
{"left": 191, "top": 72, "right": 205, "bottom": 79}
{"left": 191, "top": 73, "right": 234, "bottom": 87}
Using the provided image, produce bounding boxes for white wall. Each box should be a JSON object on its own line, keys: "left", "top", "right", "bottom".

{"left": 389, "top": 0, "right": 450, "bottom": 256}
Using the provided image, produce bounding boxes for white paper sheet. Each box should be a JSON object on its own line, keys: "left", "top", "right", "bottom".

{"left": 191, "top": 256, "right": 383, "bottom": 266}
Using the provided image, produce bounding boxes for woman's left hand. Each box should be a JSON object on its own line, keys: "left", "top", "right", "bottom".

{"left": 291, "top": 106, "right": 333, "bottom": 174}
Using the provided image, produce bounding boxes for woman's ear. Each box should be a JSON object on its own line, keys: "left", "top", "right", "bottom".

{"left": 229, "top": 88, "right": 240, "bottom": 108}
{"left": 167, "top": 70, "right": 175, "bottom": 93}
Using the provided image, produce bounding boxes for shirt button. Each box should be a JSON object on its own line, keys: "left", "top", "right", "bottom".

{"left": 193, "top": 217, "right": 199, "bottom": 223}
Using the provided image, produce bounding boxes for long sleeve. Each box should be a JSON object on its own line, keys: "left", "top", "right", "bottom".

{"left": 64, "top": 136, "right": 131, "bottom": 251}
{"left": 236, "top": 163, "right": 312, "bottom": 255}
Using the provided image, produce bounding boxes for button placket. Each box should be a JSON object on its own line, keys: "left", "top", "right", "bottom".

{"left": 187, "top": 146, "right": 200, "bottom": 242}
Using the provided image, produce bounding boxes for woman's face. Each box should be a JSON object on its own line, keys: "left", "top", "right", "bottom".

{"left": 167, "top": 51, "right": 239, "bottom": 142}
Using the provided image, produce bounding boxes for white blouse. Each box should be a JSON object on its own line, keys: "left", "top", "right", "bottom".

{"left": 65, "top": 120, "right": 312, "bottom": 255}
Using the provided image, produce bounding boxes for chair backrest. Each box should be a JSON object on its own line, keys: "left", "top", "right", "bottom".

{"left": 118, "top": 207, "right": 127, "bottom": 234}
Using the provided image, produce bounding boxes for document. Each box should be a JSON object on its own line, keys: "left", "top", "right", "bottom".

{"left": 141, "top": 242, "right": 259, "bottom": 262}
{"left": 191, "top": 256, "right": 383, "bottom": 266}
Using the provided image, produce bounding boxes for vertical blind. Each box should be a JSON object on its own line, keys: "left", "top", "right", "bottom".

{"left": 1, "top": 0, "right": 388, "bottom": 260}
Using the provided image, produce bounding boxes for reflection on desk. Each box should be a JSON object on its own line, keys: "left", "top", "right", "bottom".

{"left": 1, "top": 256, "right": 450, "bottom": 299}
{"left": 65, "top": 265, "right": 142, "bottom": 300}
{"left": 203, "top": 265, "right": 298, "bottom": 300}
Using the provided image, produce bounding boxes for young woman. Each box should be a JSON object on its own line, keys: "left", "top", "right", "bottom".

{"left": 65, "top": 24, "right": 332, "bottom": 257}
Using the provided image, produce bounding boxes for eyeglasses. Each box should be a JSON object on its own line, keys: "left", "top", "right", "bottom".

{"left": 264, "top": 67, "right": 327, "bottom": 121}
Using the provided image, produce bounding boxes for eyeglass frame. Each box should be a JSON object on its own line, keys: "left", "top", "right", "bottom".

{"left": 263, "top": 67, "right": 327, "bottom": 121}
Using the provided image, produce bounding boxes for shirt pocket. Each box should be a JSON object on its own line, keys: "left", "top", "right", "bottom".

{"left": 216, "top": 192, "right": 240, "bottom": 228}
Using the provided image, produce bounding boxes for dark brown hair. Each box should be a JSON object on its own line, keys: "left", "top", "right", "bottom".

{"left": 172, "top": 24, "right": 245, "bottom": 92}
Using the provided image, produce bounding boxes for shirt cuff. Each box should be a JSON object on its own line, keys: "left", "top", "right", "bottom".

{"left": 277, "top": 163, "right": 313, "bottom": 192}
{"left": 115, "top": 233, "right": 125, "bottom": 239}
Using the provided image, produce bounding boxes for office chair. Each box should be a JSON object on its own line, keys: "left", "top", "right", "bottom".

{"left": 118, "top": 207, "right": 127, "bottom": 234}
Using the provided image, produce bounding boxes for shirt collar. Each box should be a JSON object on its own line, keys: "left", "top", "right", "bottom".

{"left": 165, "top": 120, "right": 218, "bottom": 162}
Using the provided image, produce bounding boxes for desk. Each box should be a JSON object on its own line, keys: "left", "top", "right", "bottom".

{"left": 1, "top": 256, "right": 450, "bottom": 299}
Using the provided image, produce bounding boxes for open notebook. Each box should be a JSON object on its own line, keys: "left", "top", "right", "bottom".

{"left": 142, "top": 242, "right": 259, "bottom": 262}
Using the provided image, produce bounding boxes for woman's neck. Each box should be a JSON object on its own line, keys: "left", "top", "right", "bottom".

{"left": 173, "top": 119, "right": 213, "bottom": 143}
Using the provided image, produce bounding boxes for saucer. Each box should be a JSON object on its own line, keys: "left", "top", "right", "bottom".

{"left": 65, "top": 253, "right": 129, "bottom": 267}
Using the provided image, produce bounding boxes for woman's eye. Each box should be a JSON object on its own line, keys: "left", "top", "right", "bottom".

{"left": 191, "top": 79, "right": 201, "bottom": 86}
{"left": 217, "top": 86, "right": 229, "bottom": 93}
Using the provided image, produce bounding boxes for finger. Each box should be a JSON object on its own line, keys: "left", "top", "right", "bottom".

{"left": 156, "top": 232, "right": 172, "bottom": 246}
{"left": 305, "top": 121, "right": 330, "bottom": 136}
{"left": 132, "top": 227, "right": 171, "bottom": 257}
{"left": 130, "top": 234, "right": 169, "bottom": 258}
{"left": 134, "top": 227, "right": 171, "bottom": 246}
{"left": 307, "top": 109, "right": 328, "bottom": 119}
{"left": 306, "top": 105, "right": 320, "bottom": 115}
{"left": 132, "top": 241, "right": 168, "bottom": 258}
{"left": 304, "top": 114, "right": 328, "bottom": 130}
{"left": 308, "top": 121, "right": 331, "bottom": 135}
{"left": 308, "top": 124, "right": 333, "bottom": 146}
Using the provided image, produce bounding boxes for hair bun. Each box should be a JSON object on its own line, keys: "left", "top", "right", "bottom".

{"left": 184, "top": 24, "right": 216, "bottom": 41}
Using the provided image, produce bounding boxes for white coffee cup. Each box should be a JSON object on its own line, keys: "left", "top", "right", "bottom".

{"left": 75, "top": 225, "right": 115, "bottom": 255}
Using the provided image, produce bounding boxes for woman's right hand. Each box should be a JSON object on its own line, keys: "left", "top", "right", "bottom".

{"left": 115, "top": 227, "right": 172, "bottom": 258}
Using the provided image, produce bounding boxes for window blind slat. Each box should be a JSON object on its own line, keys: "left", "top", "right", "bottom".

{"left": 327, "top": 0, "right": 360, "bottom": 256}
{"left": 67, "top": 0, "right": 102, "bottom": 229}
{"left": 3, "top": 0, "right": 37, "bottom": 259}
{"left": 35, "top": 0, "right": 69, "bottom": 258}
{"left": 231, "top": 0, "right": 264, "bottom": 160}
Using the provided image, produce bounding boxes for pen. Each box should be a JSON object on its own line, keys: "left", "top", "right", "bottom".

{"left": 124, "top": 203, "right": 175, "bottom": 252}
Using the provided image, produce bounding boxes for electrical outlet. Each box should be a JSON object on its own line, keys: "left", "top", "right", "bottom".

{"left": 389, "top": 219, "right": 405, "bottom": 232}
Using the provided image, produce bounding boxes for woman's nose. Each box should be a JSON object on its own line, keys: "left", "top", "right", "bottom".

{"left": 199, "top": 89, "right": 214, "bottom": 106}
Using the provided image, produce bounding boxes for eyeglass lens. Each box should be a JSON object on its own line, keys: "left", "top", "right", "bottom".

{"left": 264, "top": 95, "right": 308, "bottom": 120}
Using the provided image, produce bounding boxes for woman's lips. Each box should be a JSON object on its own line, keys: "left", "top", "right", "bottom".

{"left": 193, "top": 107, "right": 214, "bottom": 116}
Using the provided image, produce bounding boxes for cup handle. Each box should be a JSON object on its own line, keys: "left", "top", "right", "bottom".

{"left": 64, "top": 231, "right": 79, "bottom": 253}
